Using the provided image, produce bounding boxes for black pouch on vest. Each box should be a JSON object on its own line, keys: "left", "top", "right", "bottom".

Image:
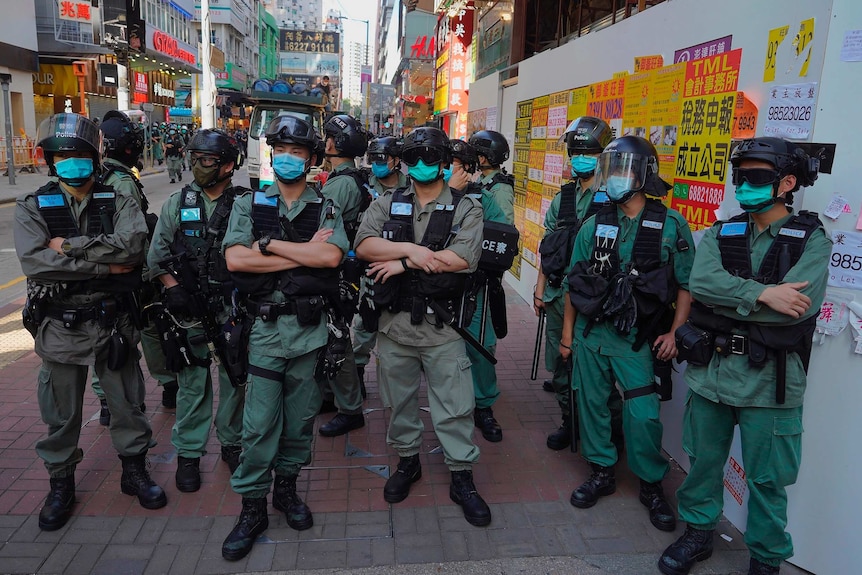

{"left": 675, "top": 321, "right": 714, "bottom": 366}
{"left": 410, "top": 297, "right": 425, "bottom": 325}
{"left": 98, "top": 299, "right": 118, "bottom": 329}
{"left": 220, "top": 314, "right": 252, "bottom": 387}
{"left": 567, "top": 260, "right": 610, "bottom": 318}
{"left": 107, "top": 330, "right": 129, "bottom": 371}
{"left": 358, "top": 297, "right": 379, "bottom": 332}
{"left": 370, "top": 276, "right": 400, "bottom": 308}
{"left": 295, "top": 296, "right": 325, "bottom": 326}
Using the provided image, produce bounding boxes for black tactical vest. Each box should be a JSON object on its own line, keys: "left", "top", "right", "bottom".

{"left": 482, "top": 172, "right": 515, "bottom": 191}
{"left": 34, "top": 182, "right": 141, "bottom": 293}
{"left": 232, "top": 189, "right": 338, "bottom": 298}
{"left": 381, "top": 187, "right": 468, "bottom": 302}
{"left": 171, "top": 186, "right": 237, "bottom": 290}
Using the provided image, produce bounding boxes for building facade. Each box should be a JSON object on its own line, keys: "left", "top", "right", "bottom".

{"left": 193, "top": 0, "right": 258, "bottom": 92}
{"left": 265, "top": 0, "right": 321, "bottom": 30}
{"left": 259, "top": 4, "right": 280, "bottom": 80}
{"left": 0, "top": 2, "right": 39, "bottom": 142}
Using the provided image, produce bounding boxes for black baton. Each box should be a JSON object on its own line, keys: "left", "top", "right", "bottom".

{"left": 531, "top": 308, "right": 546, "bottom": 380}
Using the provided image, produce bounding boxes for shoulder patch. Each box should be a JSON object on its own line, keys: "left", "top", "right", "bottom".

{"left": 391, "top": 202, "right": 413, "bottom": 216}
{"left": 719, "top": 221, "right": 748, "bottom": 237}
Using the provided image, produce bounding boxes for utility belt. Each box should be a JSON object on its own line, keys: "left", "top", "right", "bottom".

{"left": 393, "top": 295, "right": 459, "bottom": 326}
{"left": 246, "top": 295, "right": 326, "bottom": 326}
{"left": 43, "top": 298, "right": 130, "bottom": 329}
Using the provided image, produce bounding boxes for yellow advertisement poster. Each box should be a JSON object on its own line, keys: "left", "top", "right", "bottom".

{"left": 672, "top": 49, "right": 742, "bottom": 230}
{"left": 522, "top": 221, "right": 544, "bottom": 269}
{"left": 649, "top": 62, "right": 686, "bottom": 184}
{"left": 568, "top": 86, "right": 589, "bottom": 121}
{"left": 764, "top": 25, "right": 790, "bottom": 82}
{"left": 622, "top": 71, "right": 654, "bottom": 137}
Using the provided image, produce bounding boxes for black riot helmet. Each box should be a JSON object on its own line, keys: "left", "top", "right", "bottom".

{"left": 596, "top": 136, "right": 670, "bottom": 204}
{"left": 730, "top": 137, "right": 818, "bottom": 190}
{"left": 100, "top": 110, "right": 145, "bottom": 166}
{"left": 449, "top": 138, "right": 479, "bottom": 173}
{"left": 468, "top": 130, "right": 510, "bottom": 167}
{"left": 562, "top": 116, "right": 613, "bottom": 156}
{"left": 401, "top": 127, "right": 452, "bottom": 168}
{"left": 187, "top": 129, "right": 241, "bottom": 166}
{"left": 36, "top": 113, "right": 104, "bottom": 176}
{"left": 324, "top": 114, "right": 368, "bottom": 158}
{"left": 366, "top": 136, "right": 401, "bottom": 163}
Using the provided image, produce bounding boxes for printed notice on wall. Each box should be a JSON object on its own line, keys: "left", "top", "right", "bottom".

{"left": 841, "top": 30, "right": 862, "bottom": 62}
{"left": 762, "top": 82, "right": 817, "bottom": 140}
{"left": 828, "top": 230, "right": 862, "bottom": 290}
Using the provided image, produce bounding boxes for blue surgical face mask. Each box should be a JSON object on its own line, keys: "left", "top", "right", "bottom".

{"left": 442, "top": 166, "right": 453, "bottom": 182}
{"left": 605, "top": 175, "right": 634, "bottom": 202}
{"left": 371, "top": 161, "right": 393, "bottom": 178}
{"left": 570, "top": 155, "right": 598, "bottom": 178}
{"left": 408, "top": 159, "right": 441, "bottom": 183}
{"left": 272, "top": 152, "right": 308, "bottom": 182}
{"left": 54, "top": 157, "right": 94, "bottom": 187}
{"left": 735, "top": 181, "right": 776, "bottom": 213}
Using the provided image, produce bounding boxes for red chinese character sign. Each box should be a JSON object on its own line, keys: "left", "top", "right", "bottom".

{"left": 433, "top": 6, "right": 474, "bottom": 138}
{"left": 59, "top": 1, "right": 92, "bottom": 22}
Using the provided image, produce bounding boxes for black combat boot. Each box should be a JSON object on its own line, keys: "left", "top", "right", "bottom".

{"left": 272, "top": 474, "right": 313, "bottom": 530}
{"left": 546, "top": 414, "right": 572, "bottom": 451}
{"left": 99, "top": 398, "right": 111, "bottom": 426}
{"left": 222, "top": 497, "right": 269, "bottom": 561}
{"left": 639, "top": 479, "right": 677, "bottom": 531}
{"left": 383, "top": 454, "right": 422, "bottom": 503}
{"left": 220, "top": 445, "right": 242, "bottom": 474}
{"left": 162, "top": 381, "right": 178, "bottom": 408}
{"left": 473, "top": 406, "right": 503, "bottom": 442}
{"left": 357, "top": 365, "right": 367, "bottom": 399}
{"left": 748, "top": 558, "right": 780, "bottom": 575}
{"left": 570, "top": 464, "right": 616, "bottom": 508}
{"left": 319, "top": 413, "right": 365, "bottom": 437}
{"left": 542, "top": 379, "right": 554, "bottom": 392}
{"left": 119, "top": 453, "right": 167, "bottom": 509}
{"left": 175, "top": 456, "right": 201, "bottom": 492}
{"left": 658, "top": 526, "right": 714, "bottom": 575}
{"left": 38, "top": 475, "right": 75, "bottom": 531}
{"left": 449, "top": 470, "right": 491, "bottom": 526}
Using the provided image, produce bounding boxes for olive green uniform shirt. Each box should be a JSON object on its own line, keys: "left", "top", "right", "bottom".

{"left": 684, "top": 210, "right": 831, "bottom": 408}
{"left": 479, "top": 169, "right": 515, "bottom": 225}
{"left": 322, "top": 162, "right": 364, "bottom": 227}
{"left": 568, "top": 202, "right": 695, "bottom": 355}
{"left": 368, "top": 171, "right": 408, "bottom": 197}
{"left": 222, "top": 184, "right": 349, "bottom": 359}
{"left": 543, "top": 180, "right": 599, "bottom": 302}
{"left": 14, "top": 181, "right": 148, "bottom": 364}
{"left": 354, "top": 184, "right": 483, "bottom": 347}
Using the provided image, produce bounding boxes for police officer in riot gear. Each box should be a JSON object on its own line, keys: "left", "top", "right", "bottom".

{"left": 561, "top": 136, "right": 694, "bottom": 531}
{"left": 658, "top": 138, "right": 829, "bottom": 575}
{"left": 147, "top": 129, "right": 246, "bottom": 492}
{"left": 355, "top": 127, "right": 491, "bottom": 527}
{"left": 352, "top": 136, "right": 409, "bottom": 398}
{"left": 317, "top": 113, "right": 370, "bottom": 436}
{"left": 535, "top": 116, "right": 623, "bottom": 451}
{"left": 465, "top": 129, "right": 514, "bottom": 441}
{"left": 164, "top": 127, "right": 184, "bottom": 183}
{"left": 446, "top": 138, "right": 515, "bottom": 443}
{"left": 14, "top": 113, "right": 167, "bottom": 531}
{"left": 99, "top": 110, "right": 179, "bottom": 415}
{"left": 221, "top": 116, "right": 349, "bottom": 560}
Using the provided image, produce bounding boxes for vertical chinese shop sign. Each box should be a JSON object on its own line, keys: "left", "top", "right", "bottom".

{"left": 672, "top": 49, "right": 741, "bottom": 230}
{"left": 510, "top": 99, "right": 533, "bottom": 279}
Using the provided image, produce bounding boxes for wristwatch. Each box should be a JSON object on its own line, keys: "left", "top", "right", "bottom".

{"left": 258, "top": 235, "right": 272, "bottom": 256}
{"left": 61, "top": 240, "right": 73, "bottom": 256}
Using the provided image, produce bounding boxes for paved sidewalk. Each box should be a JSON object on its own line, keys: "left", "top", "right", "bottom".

{"left": 0, "top": 166, "right": 166, "bottom": 205}
{"left": 0, "top": 289, "right": 811, "bottom": 575}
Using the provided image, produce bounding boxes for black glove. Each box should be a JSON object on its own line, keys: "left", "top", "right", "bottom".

{"left": 164, "top": 285, "right": 191, "bottom": 315}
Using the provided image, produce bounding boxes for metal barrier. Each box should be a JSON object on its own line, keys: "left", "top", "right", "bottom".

{"left": 0, "top": 137, "right": 42, "bottom": 174}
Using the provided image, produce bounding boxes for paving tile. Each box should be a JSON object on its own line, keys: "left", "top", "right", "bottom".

{"left": 394, "top": 532, "right": 443, "bottom": 564}
{"left": 270, "top": 541, "right": 299, "bottom": 570}
{"left": 296, "top": 540, "right": 347, "bottom": 569}
{"left": 167, "top": 543, "right": 202, "bottom": 575}
{"left": 65, "top": 543, "right": 106, "bottom": 575}
{"left": 346, "top": 538, "right": 374, "bottom": 568}
{"left": 37, "top": 542, "right": 80, "bottom": 574}
{"left": 371, "top": 537, "right": 396, "bottom": 566}
{"left": 441, "top": 529, "right": 470, "bottom": 562}
{"left": 141, "top": 543, "right": 179, "bottom": 575}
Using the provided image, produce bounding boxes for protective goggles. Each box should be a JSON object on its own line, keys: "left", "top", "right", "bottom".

{"left": 367, "top": 152, "right": 389, "bottom": 163}
{"left": 731, "top": 167, "right": 782, "bottom": 187}
{"left": 190, "top": 153, "right": 220, "bottom": 168}
{"left": 401, "top": 145, "right": 447, "bottom": 167}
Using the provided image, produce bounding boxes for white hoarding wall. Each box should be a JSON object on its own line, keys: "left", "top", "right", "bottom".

{"left": 467, "top": 0, "right": 862, "bottom": 573}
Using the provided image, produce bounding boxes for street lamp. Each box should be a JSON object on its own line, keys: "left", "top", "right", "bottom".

{"left": 338, "top": 15, "right": 370, "bottom": 65}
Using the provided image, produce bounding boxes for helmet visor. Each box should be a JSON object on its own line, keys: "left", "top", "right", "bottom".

{"left": 367, "top": 152, "right": 388, "bottom": 163}
{"left": 596, "top": 151, "right": 648, "bottom": 192}
{"left": 401, "top": 145, "right": 447, "bottom": 167}
{"left": 266, "top": 115, "right": 316, "bottom": 145}
{"left": 37, "top": 114, "right": 104, "bottom": 155}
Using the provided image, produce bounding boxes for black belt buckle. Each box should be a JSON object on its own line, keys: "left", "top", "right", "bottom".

{"left": 62, "top": 311, "right": 78, "bottom": 328}
{"left": 260, "top": 303, "right": 273, "bottom": 322}
{"left": 730, "top": 334, "right": 748, "bottom": 355}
